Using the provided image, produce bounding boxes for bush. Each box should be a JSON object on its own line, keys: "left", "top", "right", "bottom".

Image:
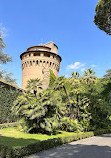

{"left": 60, "top": 117, "right": 83, "bottom": 132}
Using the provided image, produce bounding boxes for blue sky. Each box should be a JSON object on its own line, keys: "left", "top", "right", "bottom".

{"left": 0, "top": 0, "right": 111, "bottom": 87}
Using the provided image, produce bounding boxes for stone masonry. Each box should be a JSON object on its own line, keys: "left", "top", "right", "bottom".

{"left": 20, "top": 42, "right": 62, "bottom": 90}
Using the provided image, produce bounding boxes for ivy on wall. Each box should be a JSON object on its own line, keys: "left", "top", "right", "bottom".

{"left": 0, "top": 81, "right": 21, "bottom": 124}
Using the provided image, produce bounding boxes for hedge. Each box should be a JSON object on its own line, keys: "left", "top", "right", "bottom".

{"left": 0, "top": 122, "right": 18, "bottom": 129}
{"left": 0, "top": 81, "right": 22, "bottom": 124}
{"left": 0, "top": 128, "right": 111, "bottom": 158}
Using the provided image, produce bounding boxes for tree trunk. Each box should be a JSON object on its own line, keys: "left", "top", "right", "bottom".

{"left": 63, "top": 85, "right": 72, "bottom": 119}
{"left": 76, "top": 93, "right": 80, "bottom": 120}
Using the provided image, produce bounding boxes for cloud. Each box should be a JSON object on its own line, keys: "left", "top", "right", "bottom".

{"left": 91, "top": 64, "right": 96, "bottom": 68}
{"left": 66, "top": 62, "right": 85, "bottom": 70}
{"left": 0, "top": 23, "right": 8, "bottom": 38}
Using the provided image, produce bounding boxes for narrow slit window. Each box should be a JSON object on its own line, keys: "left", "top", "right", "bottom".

{"left": 30, "top": 61, "right": 32, "bottom": 66}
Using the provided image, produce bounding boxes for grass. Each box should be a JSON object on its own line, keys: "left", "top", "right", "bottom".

{"left": 1, "top": 127, "right": 110, "bottom": 157}
{"left": 0, "top": 127, "right": 80, "bottom": 148}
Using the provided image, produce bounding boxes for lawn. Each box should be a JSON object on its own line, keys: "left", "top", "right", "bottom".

{"left": 0, "top": 127, "right": 79, "bottom": 148}
{"left": 0, "top": 127, "right": 110, "bottom": 157}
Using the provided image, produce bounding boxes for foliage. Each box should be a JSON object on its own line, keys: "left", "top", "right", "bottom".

{"left": 26, "top": 78, "right": 42, "bottom": 96}
{"left": 0, "top": 81, "right": 21, "bottom": 124}
{"left": 71, "top": 71, "right": 80, "bottom": 79}
{"left": 13, "top": 86, "right": 65, "bottom": 134}
{"left": 103, "top": 69, "right": 111, "bottom": 81}
{"left": 0, "top": 29, "right": 12, "bottom": 64}
{"left": 0, "top": 29, "right": 17, "bottom": 85}
{"left": 94, "top": 0, "right": 111, "bottom": 35}
{"left": 12, "top": 68, "right": 111, "bottom": 134}
{"left": 0, "top": 127, "right": 111, "bottom": 158}
{"left": 49, "top": 69, "right": 57, "bottom": 87}
{"left": 84, "top": 79, "right": 111, "bottom": 130}
{"left": 67, "top": 78, "right": 91, "bottom": 131}
{"left": 60, "top": 117, "right": 82, "bottom": 132}
{"left": 82, "top": 68, "right": 97, "bottom": 88}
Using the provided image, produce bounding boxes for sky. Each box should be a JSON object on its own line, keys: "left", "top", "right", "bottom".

{"left": 0, "top": 0, "right": 111, "bottom": 88}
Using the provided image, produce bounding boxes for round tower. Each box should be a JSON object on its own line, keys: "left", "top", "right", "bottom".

{"left": 20, "top": 42, "right": 62, "bottom": 90}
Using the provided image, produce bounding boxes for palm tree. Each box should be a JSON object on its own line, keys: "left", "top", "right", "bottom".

{"left": 54, "top": 76, "right": 72, "bottom": 118}
{"left": 71, "top": 72, "right": 80, "bottom": 79}
{"left": 26, "top": 78, "right": 42, "bottom": 96}
{"left": 54, "top": 76, "right": 70, "bottom": 104}
{"left": 103, "top": 69, "right": 111, "bottom": 81}
{"left": 82, "top": 68, "right": 96, "bottom": 88}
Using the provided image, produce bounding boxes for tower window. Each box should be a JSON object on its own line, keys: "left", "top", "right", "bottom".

{"left": 50, "top": 62, "right": 52, "bottom": 66}
{"left": 44, "top": 53, "right": 50, "bottom": 57}
{"left": 53, "top": 56, "right": 54, "bottom": 59}
{"left": 29, "top": 54, "right": 31, "bottom": 57}
{"left": 25, "top": 62, "right": 27, "bottom": 67}
{"left": 36, "top": 60, "right": 38, "bottom": 65}
{"left": 34, "top": 53, "right": 40, "bottom": 56}
{"left": 30, "top": 61, "right": 32, "bottom": 66}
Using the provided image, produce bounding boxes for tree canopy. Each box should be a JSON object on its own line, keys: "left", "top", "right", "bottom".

{"left": 0, "top": 29, "right": 16, "bottom": 85}
{"left": 0, "top": 29, "right": 12, "bottom": 64}
{"left": 94, "top": 0, "right": 111, "bottom": 35}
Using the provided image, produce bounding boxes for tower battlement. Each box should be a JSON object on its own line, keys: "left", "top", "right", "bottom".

{"left": 20, "top": 42, "right": 62, "bottom": 90}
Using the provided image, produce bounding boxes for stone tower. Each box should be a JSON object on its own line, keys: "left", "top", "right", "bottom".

{"left": 20, "top": 42, "right": 62, "bottom": 90}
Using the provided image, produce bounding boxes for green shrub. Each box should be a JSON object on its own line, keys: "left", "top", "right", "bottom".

{"left": 60, "top": 117, "right": 83, "bottom": 132}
